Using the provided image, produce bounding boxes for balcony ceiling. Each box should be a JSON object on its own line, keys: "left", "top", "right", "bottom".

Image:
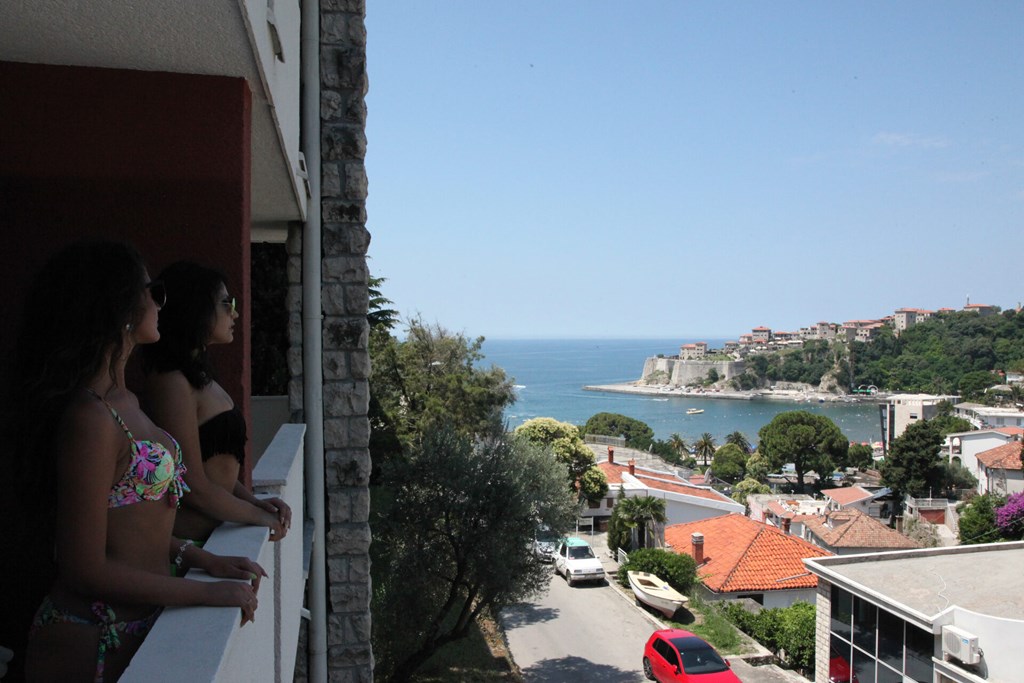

{"left": 0, "top": 0, "right": 303, "bottom": 225}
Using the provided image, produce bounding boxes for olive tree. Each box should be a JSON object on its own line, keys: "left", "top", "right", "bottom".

{"left": 372, "top": 427, "right": 577, "bottom": 681}
{"left": 515, "top": 417, "right": 607, "bottom": 502}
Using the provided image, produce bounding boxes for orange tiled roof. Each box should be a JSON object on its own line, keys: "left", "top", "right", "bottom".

{"left": 664, "top": 514, "right": 830, "bottom": 593}
{"left": 976, "top": 442, "right": 1024, "bottom": 471}
{"left": 802, "top": 509, "right": 920, "bottom": 550}
{"left": 993, "top": 427, "right": 1024, "bottom": 437}
{"left": 597, "top": 462, "right": 734, "bottom": 504}
{"left": 822, "top": 486, "right": 872, "bottom": 505}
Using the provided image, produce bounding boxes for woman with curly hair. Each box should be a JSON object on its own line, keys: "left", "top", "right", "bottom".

{"left": 14, "top": 241, "right": 264, "bottom": 682}
{"left": 141, "top": 261, "right": 290, "bottom": 545}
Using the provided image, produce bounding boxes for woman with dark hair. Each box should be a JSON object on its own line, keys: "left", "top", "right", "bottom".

{"left": 142, "top": 261, "right": 290, "bottom": 544}
{"left": 14, "top": 241, "right": 264, "bottom": 682}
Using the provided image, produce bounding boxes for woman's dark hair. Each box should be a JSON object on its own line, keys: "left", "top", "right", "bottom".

{"left": 6, "top": 239, "right": 149, "bottom": 593}
{"left": 141, "top": 260, "right": 227, "bottom": 388}
{"left": 13, "top": 239, "right": 149, "bottom": 423}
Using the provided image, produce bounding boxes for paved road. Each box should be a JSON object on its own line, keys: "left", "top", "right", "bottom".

{"left": 501, "top": 531, "right": 809, "bottom": 683}
{"left": 501, "top": 567, "right": 656, "bottom": 682}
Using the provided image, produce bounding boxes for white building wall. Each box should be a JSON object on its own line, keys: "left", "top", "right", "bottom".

{"left": 935, "top": 607, "right": 1024, "bottom": 683}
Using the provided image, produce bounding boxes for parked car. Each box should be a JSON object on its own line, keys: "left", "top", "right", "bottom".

{"left": 829, "top": 646, "right": 858, "bottom": 683}
{"left": 643, "top": 629, "right": 740, "bottom": 682}
{"left": 532, "top": 524, "right": 558, "bottom": 563}
{"left": 553, "top": 537, "right": 604, "bottom": 586}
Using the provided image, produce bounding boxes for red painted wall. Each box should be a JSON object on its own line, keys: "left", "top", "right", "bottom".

{"left": 0, "top": 60, "right": 251, "bottom": 419}
{"left": 0, "top": 60, "right": 253, "bottom": 674}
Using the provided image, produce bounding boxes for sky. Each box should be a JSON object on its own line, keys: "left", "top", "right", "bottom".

{"left": 364, "top": 2, "right": 1024, "bottom": 340}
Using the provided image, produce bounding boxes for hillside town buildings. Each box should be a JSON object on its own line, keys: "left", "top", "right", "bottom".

{"left": 670, "top": 301, "right": 1010, "bottom": 364}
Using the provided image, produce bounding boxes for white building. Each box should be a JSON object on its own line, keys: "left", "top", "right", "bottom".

{"left": 806, "top": 542, "right": 1024, "bottom": 683}
{"left": 975, "top": 441, "right": 1024, "bottom": 496}
{"left": 594, "top": 452, "right": 743, "bottom": 535}
{"left": 945, "top": 427, "right": 1023, "bottom": 490}
{"left": 881, "top": 394, "right": 961, "bottom": 452}
{"left": 954, "top": 402, "right": 1024, "bottom": 430}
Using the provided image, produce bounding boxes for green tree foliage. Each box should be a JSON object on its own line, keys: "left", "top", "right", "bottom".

{"left": 372, "top": 428, "right": 577, "bottom": 681}
{"left": 957, "top": 493, "right": 1005, "bottom": 545}
{"left": 711, "top": 443, "right": 747, "bottom": 484}
{"left": 849, "top": 309, "right": 1024, "bottom": 395}
{"left": 606, "top": 486, "right": 631, "bottom": 553}
{"left": 880, "top": 419, "right": 945, "bottom": 507}
{"left": 744, "top": 451, "right": 770, "bottom": 481}
{"left": 615, "top": 496, "right": 667, "bottom": 549}
{"left": 930, "top": 414, "right": 974, "bottom": 437}
{"left": 778, "top": 602, "right": 817, "bottom": 672}
{"left": 578, "top": 466, "right": 610, "bottom": 505}
{"left": 722, "top": 601, "right": 817, "bottom": 674}
{"left": 958, "top": 370, "right": 999, "bottom": 400}
{"left": 694, "top": 432, "right": 717, "bottom": 466}
{"left": 669, "top": 433, "right": 689, "bottom": 458}
{"left": 369, "top": 316, "right": 515, "bottom": 476}
{"left": 758, "top": 411, "right": 848, "bottom": 493}
{"left": 941, "top": 460, "right": 978, "bottom": 494}
{"left": 847, "top": 443, "right": 875, "bottom": 470}
{"left": 731, "top": 477, "right": 771, "bottom": 506}
{"left": 583, "top": 412, "right": 654, "bottom": 449}
{"left": 725, "top": 431, "right": 752, "bottom": 454}
{"left": 616, "top": 548, "right": 697, "bottom": 595}
{"left": 514, "top": 417, "right": 605, "bottom": 501}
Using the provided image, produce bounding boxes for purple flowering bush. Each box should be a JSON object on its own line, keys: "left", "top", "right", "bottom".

{"left": 995, "top": 492, "right": 1024, "bottom": 539}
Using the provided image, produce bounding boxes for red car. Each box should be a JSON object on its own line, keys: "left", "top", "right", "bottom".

{"left": 829, "top": 646, "right": 858, "bottom": 683}
{"left": 643, "top": 629, "right": 741, "bottom": 682}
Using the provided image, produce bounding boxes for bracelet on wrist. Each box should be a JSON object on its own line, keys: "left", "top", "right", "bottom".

{"left": 174, "top": 539, "right": 195, "bottom": 569}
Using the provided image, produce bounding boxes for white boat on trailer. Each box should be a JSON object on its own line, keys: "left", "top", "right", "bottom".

{"left": 627, "top": 571, "right": 689, "bottom": 618}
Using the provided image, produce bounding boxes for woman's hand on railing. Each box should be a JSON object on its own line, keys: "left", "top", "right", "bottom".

{"left": 203, "top": 581, "right": 260, "bottom": 625}
{"left": 257, "top": 497, "right": 292, "bottom": 541}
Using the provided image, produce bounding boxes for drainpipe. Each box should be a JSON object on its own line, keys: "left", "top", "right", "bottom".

{"left": 301, "top": 1, "right": 328, "bottom": 681}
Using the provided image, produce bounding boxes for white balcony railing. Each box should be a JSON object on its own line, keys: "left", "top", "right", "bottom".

{"left": 122, "top": 423, "right": 307, "bottom": 683}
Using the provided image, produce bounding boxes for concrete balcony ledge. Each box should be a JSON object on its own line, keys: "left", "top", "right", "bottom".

{"left": 123, "top": 423, "right": 307, "bottom": 683}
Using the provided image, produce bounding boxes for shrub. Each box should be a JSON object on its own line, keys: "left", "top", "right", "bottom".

{"left": 616, "top": 548, "right": 697, "bottom": 594}
{"left": 778, "top": 602, "right": 816, "bottom": 671}
{"left": 722, "top": 600, "right": 815, "bottom": 673}
{"left": 996, "top": 492, "right": 1024, "bottom": 539}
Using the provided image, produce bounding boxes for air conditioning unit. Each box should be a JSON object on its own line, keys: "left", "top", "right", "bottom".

{"left": 942, "top": 625, "right": 981, "bottom": 665}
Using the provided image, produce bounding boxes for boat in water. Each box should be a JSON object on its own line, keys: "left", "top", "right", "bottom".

{"left": 686, "top": 408, "right": 704, "bottom": 415}
{"left": 627, "top": 571, "right": 689, "bottom": 617}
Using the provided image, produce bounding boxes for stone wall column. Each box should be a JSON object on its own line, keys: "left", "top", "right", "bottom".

{"left": 319, "top": 0, "right": 372, "bottom": 680}
{"left": 814, "top": 581, "right": 831, "bottom": 683}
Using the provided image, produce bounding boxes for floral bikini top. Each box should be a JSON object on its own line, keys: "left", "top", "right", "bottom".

{"left": 87, "top": 390, "right": 190, "bottom": 509}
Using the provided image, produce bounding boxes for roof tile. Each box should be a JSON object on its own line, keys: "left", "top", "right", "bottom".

{"left": 664, "top": 514, "right": 831, "bottom": 593}
{"left": 976, "top": 442, "right": 1024, "bottom": 471}
{"left": 802, "top": 509, "right": 920, "bottom": 550}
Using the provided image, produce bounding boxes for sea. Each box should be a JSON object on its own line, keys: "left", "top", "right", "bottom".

{"left": 480, "top": 338, "right": 883, "bottom": 447}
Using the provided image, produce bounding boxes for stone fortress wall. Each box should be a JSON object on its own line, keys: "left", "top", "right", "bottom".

{"left": 640, "top": 356, "right": 745, "bottom": 386}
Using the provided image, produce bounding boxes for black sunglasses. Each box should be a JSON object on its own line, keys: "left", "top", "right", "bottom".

{"left": 146, "top": 281, "right": 167, "bottom": 307}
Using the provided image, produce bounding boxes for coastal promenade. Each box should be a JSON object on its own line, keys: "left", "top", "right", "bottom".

{"left": 584, "top": 383, "right": 884, "bottom": 404}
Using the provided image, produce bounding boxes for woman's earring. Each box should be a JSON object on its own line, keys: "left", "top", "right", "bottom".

{"left": 126, "top": 323, "right": 134, "bottom": 332}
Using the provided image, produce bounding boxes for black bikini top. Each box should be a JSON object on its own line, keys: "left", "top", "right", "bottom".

{"left": 197, "top": 404, "right": 247, "bottom": 465}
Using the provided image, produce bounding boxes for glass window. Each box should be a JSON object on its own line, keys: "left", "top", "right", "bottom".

{"left": 904, "top": 625, "right": 934, "bottom": 683}
{"left": 853, "top": 596, "right": 877, "bottom": 653}
{"left": 830, "top": 635, "right": 853, "bottom": 683}
{"left": 831, "top": 585, "right": 853, "bottom": 641}
{"left": 852, "top": 647, "right": 876, "bottom": 683}
{"left": 877, "top": 609, "right": 903, "bottom": 671}
{"left": 876, "top": 662, "right": 902, "bottom": 683}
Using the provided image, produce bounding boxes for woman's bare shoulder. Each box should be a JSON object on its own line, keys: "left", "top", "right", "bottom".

{"left": 59, "top": 392, "right": 123, "bottom": 444}
{"left": 144, "top": 369, "right": 195, "bottom": 398}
